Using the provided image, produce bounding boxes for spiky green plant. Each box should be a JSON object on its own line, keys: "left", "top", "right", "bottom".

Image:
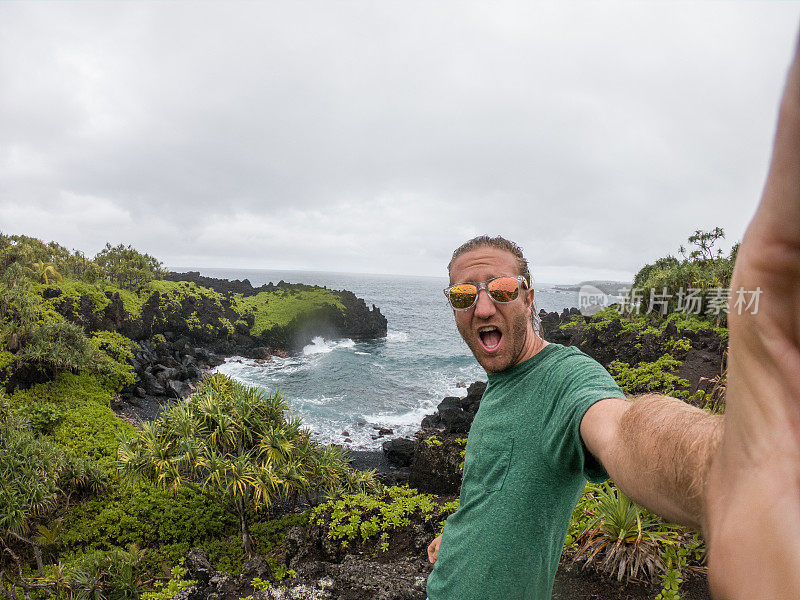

{"left": 118, "top": 374, "right": 378, "bottom": 554}
{"left": 30, "top": 261, "right": 62, "bottom": 285}
{"left": 571, "top": 482, "right": 682, "bottom": 582}
{"left": 0, "top": 401, "right": 105, "bottom": 588}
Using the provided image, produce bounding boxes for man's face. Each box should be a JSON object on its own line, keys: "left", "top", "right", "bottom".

{"left": 448, "top": 246, "right": 536, "bottom": 373}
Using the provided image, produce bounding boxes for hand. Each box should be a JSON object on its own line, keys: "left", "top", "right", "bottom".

{"left": 428, "top": 534, "right": 442, "bottom": 564}
{"left": 704, "top": 29, "right": 800, "bottom": 599}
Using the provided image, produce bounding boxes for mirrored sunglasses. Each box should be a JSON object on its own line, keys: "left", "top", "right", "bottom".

{"left": 443, "top": 276, "right": 527, "bottom": 310}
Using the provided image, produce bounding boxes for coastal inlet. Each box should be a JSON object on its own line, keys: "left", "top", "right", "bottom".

{"left": 205, "top": 268, "right": 585, "bottom": 449}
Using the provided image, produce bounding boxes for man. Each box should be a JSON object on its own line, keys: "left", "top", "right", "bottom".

{"left": 426, "top": 32, "right": 800, "bottom": 600}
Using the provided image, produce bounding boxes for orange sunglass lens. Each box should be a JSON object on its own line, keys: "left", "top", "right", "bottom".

{"left": 449, "top": 284, "right": 478, "bottom": 309}
{"left": 488, "top": 277, "right": 520, "bottom": 302}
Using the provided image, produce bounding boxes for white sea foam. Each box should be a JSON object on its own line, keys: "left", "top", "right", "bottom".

{"left": 302, "top": 337, "right": 355, "bottom": 356}
{"left": 295, "top": 394, "right": 337, "bottom": 407}
{"left": 386, "top": 330, "right": 409, "bottom": 343}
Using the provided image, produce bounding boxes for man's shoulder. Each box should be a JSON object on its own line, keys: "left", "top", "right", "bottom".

{"left": 541, "top": 343, "right": 614, "bottom": 384}
{"left": 542, "top": 342, "right": 598, "bottom": 365}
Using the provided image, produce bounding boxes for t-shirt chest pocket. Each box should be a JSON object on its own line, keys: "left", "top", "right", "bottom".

{"left": 462, "top": 436, "right": 514, "bottom": 495}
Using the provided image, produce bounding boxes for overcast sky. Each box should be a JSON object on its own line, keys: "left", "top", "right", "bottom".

{"left": 2, "top": 2, "right": 799, "bottom": 283}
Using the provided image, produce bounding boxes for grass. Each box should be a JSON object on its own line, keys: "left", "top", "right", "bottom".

{"left": 234, "top": 288, "right": 346, "bottom": 336}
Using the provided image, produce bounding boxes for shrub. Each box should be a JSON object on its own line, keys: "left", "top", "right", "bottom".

{"left": 67, "top": 545, "right": 147, "bottom": 600}
{"left": 118, "top": 374, "right": 378, "bottom": 554}
{"left": 608, "top": 355, "right": 691, "bottom": 399}
{"left": 9, "top": 373, "right": 136, "bottom": 474}
{"left": 61, "top": 483, "right": 236, "bottom": 560}
{"left": 569, "top": 482, "right": 685, "bottom": 583}
{"left": 93, "top": 243, "right": 166, "bottom": 292}
{"left": 89, "top": 331, "right": 136, "bottom": 392}
{"left": 310, "top": 486, "right": 456, "bottom": 554}
{"left": 13, "top": 320, "right": 96, "bottom": 380}
{"left": 629, "top": 228, "right": 736, "bottom": 323}
{"left": 0, "top": 405, "right": 106, "bottom": 590}
{"left": 141, "top": 561, "right": 195, "bottom": 600}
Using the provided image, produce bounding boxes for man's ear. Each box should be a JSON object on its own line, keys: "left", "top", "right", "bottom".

{"left": 525, "top": 286, "right": 535, "bottom": 310}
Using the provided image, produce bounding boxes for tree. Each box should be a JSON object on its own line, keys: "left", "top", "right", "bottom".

{"left": 93, "top": 243, "right": 166, "bottom": 291}
{"left": 29, "top": 261, "right": 62, "bottom": 285}
{"left": 685, "top": 227, "right": 725, "bottom": 262}
{"left": 630, "top": 227, "right": 736, "bottom": 321}
{"left": 118, "top": 374, "right": 379, "bottom": 555}
{"left": 0, "top": 399, "right": 105, "bottom": 596}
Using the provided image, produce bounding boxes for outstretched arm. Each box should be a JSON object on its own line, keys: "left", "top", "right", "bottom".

{"left": 581, "top": 395, "right": 722, "bottom": 530}
{"left": 584, "top": 27, "right": 800, "bottom": 599}
{"left": 703, "top": 28, "right": 800, "bottom": 600}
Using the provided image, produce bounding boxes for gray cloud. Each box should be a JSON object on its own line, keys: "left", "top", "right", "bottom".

{"left": 1, "top": 2, "right": 798, "bottom": 281}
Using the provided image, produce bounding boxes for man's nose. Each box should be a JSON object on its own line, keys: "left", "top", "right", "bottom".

{"left": 474, "top": 289, "right": 496, "bottom": 318}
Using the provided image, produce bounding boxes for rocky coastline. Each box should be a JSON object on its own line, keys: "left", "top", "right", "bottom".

{"left": 105, "top": 273, "right": 387, "bottom": 423}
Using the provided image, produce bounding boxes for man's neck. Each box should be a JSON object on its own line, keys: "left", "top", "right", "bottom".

{"left": 513, "top": 330, "right": 548, "bottom": 367}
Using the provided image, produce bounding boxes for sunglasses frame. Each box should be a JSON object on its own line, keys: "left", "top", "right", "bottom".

{"left": 443, "top": 275, "right": 529, "bottom": 311}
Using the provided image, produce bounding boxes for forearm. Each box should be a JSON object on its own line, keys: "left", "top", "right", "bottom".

{"left": 609, "top": 395, "right": 723, "bottom": 529}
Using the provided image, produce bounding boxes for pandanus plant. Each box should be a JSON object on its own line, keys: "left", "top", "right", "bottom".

{"left": 29, "top": 261, "right": 62, "bottom": 285}
{"left": 571, "top": 482, "right": 682, "bottom": 583}
{"left": 118, "top": 374, "right": 379, "bottom": 554}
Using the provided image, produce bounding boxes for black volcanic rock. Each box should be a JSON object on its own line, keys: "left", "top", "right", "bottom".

{"left": 537, "top": 308, "right": 726, "bottom": 393}
{"left": 398, "top": 381, "right": 487, "bottom": 495}
{"left": 419, "top": 381, "right": 486, "bottom": 434}
{"left": 382, "top": 438, "right": 415, "bottom": 468}
{"left": 409, "top": 431, "right": 466, "bottom": 495}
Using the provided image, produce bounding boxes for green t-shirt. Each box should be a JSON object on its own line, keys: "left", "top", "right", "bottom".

{"left": 426, "top": 343, "right": 625, "bottom": 600}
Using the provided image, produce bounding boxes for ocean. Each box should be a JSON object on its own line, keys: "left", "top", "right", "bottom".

{"left": 189, "top": 268, "right": 582, "bottom": 449}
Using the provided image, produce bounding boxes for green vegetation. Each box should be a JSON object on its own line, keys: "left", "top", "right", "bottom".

{"left": 30, "top": 261, "right": 63, "bottom": 285}
{"left": 0, "top": 397, "right": 106, "bottom": 581}
{"left": 10, "top": 373, "right": 136, "bottom": 474}
{"left": 631, "top": 227, "right": 736, "bottom": 323}
{"left": 424, "top": 435, "right": 442, "bottom": 448}
{"left": 311, "top": 486, "right": 456, "bottom": 554}
{"left": 94, "top": 243, "right": 166, "bottom": 292}
{"left": 562, "top": 306, "right": 727, "bottom": 343}
{"left": 565, "top": 482, "right": 704, "bottom": 589}
{"left": 234, "top": 288, "right": 346, "bottom": 336}
{"left": 118, "top": 374, "right": 380, "bottom": 555}
{"left": 140, "top": 561, "right": 195, "bottom": 600}
{"left": 0, "top": 368, "right": 377, "bottom": 597}
{"left": 558, "top": 304, "right": 728, "bottom": 402}
{"left": 608, "top": 355, "right": 691, "bottom": 399}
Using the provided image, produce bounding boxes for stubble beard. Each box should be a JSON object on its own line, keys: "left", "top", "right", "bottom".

{"left": 461, "top": 309, "right": 531, "bottom": 374}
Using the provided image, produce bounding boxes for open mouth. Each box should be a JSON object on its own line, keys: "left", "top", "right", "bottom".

{"left": 478, "top": 326, "right": 502, "bottom": 352}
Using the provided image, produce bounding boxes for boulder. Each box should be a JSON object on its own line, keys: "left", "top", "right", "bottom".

{"left": 154, "top": 366, "right": 178, "bottom": 382}
{"left": 409, "top": 431, "right": 465, "bottom": 495}
{"left": 185, "top": 547, "right": 215, "bottom": 586}
{"left": 382, "top": 438, "right": 415, "bottom": 468}
{"left": 420, "top": 381, "right": 486, "bottom": 434}
{"left": 140, "top": 371, "right": 165, "bottom": 396}
{"left": 241, "top": 554, "right": 272, "bottom": 581}
{"left": 166, "top": 379, "right": 192, "bottom": 399}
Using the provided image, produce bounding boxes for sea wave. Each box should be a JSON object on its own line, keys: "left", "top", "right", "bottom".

{"left": 386, "top": 330, "right": 409, "bottom": 343}
{"left": 302, "top": 336, "right": 355, "bottom": 356}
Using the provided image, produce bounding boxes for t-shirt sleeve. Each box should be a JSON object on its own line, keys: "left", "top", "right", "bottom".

{"left": 541, "top": 348, "right": 626, "bottom": 483}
